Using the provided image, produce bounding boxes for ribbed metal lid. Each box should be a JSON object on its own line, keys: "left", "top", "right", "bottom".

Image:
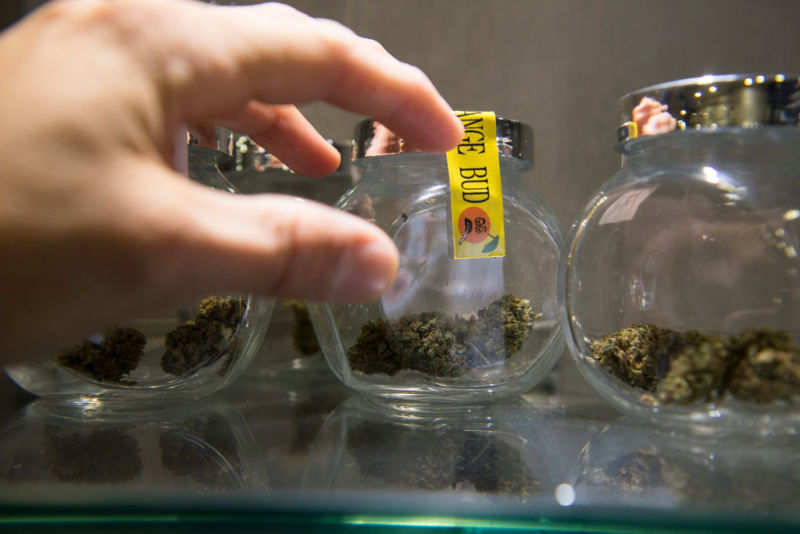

{"left": 353, "top": 116, "right": 534, "bottom": 165}
{"left": 617, "top": 73, "right": 800, "bottom": 143}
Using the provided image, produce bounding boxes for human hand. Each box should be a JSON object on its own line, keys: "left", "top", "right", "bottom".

{"left": 0, "top": 0, "right": 463, "bottom": 360}
{"left": 632, "top": 96, "right": 677, "bottom": 137}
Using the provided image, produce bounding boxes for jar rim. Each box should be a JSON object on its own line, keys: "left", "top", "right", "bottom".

{"left": 616, "top": 73, "right": 800, "bottom": 143}
{"left": 353, "top": 115, "right": 534, "bottom": 166}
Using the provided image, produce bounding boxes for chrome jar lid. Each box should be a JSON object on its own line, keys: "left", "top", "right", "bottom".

{"left": 617, "top": 73, "right": 800, "bottom": 143}
{"left": 353, "top": 116, "right": 534, "bottom": 165}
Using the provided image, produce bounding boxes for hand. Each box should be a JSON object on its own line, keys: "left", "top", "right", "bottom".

{"left": 0, "top": 0, "right": 463, "bottom": 360}
{"left": 632, "top": 96, "right": 677, "bottom": 137}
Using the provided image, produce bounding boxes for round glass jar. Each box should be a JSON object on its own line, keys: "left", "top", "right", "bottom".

{"left": 216, "top": 133, "right": 354, "bottom": 380}
{"left": 308, "top": 115, "right": 564, "bottom": 402}
{"left": 561, "top": 74, "right": 800, "bottom": 426}
{"left": 5, "top": 145, "right": 273, "bottom": 408}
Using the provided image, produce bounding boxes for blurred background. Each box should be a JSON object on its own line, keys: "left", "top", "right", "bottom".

{"left": 234, "top": 0, "right": 800, "bottom": 230}
{"left": 4, "top": 0, "right": 799, "bottom": 229}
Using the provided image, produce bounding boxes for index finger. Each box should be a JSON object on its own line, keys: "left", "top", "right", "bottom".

{"left": 121, "top": 0, "right": 464, "bottom": 152}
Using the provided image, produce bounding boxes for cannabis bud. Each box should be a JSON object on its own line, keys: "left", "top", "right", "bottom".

{"left": 161, "top": 296, "right": 244, "bottom": 376}
{"left": 591, "top": 324, "right": 800, "bottom": 405}
{"left": 347, "top": 294, "right": 540, "bottom": 379}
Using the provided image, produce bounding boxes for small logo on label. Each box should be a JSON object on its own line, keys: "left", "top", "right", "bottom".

{"left": 457, "top": 206, "right": 490, "bottom": 244}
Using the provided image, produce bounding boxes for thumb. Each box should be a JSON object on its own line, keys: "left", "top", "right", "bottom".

{"left": 140, "top": 162, "right": 398, "bottom": 304}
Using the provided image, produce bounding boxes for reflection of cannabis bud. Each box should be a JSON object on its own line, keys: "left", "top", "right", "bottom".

{"left": 160, "top": 413, "right": 241, "bottom": 492}
{"left": 346, "top": 420, "right": 539, "bottom": 495}
{"left": 55, "top": 327, "right": 146, "bottom": 383}
{"left": 579, "top": 449, "right": 664, "bottom": 492}
{"left": 347, "top": 294, "right": 539, "bottom": 378}
{"left": 44, "top": 426, "right": 142, "bottom": 484}
{"left": 591, "top": 324, "right": 800, "bottom": 405}
{"left": 285, "top": 300, "right": 320, "bottom": 356}
{"left": 161, "top": 296, "right": 244, "bottom": 376}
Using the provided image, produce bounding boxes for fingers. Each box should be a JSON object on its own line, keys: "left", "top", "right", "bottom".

{"left": 217, "top": 102, "right": 341, "bottom": 177}
{"left": 129, "top": 159, "right": 398, "bottom": 305}
{"left": 113, "top": 0, "right": 463, "bottom": 153}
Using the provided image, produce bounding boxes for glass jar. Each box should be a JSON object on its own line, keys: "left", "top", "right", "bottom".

{"left": 216, "top": 133, "right": 354, "bottom": 380}
{"left": 308, "top": 114, "right": 564, "bottom": 402}
{"left": 561, "top": 74, "right": 800, "bottom": 426}
{"left": 4, "top": 145, "right": 273, "bottom": 408}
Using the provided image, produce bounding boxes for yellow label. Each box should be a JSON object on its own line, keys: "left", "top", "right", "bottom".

{"left": 446, "top": 111, "right": 505, "bottom": 259}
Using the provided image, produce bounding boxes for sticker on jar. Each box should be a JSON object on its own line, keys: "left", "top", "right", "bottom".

{"left": 598, "top": 186, "right": 657, "bottom": 225}
{"left": 447, "top": 111, "right": 505, "bottom": 259}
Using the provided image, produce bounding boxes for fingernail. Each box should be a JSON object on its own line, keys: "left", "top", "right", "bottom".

{"left": 327, "top": 240, "right": 398, "bottom": 301}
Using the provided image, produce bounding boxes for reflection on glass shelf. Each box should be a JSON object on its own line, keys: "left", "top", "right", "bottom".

{"left": 0, "top": 399, "right": 266, "bottom": 494}
{"left": 302, "top": 394, "right": 565, "bottom": 500}
{"left": 571, "top": 416, "right": 800, "bottom": 513}
{"left": 0, "top": 374, "right": 798, "bottom": 532}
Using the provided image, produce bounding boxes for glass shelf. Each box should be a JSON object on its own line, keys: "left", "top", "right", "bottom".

{"left": 0, "top": 361, "right": 798, "bottom": 533}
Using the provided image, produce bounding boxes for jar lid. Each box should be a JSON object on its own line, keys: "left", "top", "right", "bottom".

{"left": 353, "top": 116, "right": 534, "bottom": 165}
{"left": 617, "top": 73, "right": 800, "bottom": 143}
{"left": 217, "top": 133, "right": 351, "bottom": 176}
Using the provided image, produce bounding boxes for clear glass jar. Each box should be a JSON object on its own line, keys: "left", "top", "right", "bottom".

{"left": 216, "top": 133, "right": 354, "bottom": 379}
{"left": 5, "top": 145, "right": 273, "bottom": 408}
{"left": 308, "top": 115, "right": 564, "bottom": 402}
{"left": 561, "top": 74, "right": 800, "bottom": 426}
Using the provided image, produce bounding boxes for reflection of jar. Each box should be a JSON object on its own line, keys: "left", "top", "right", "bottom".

{"left": 309, "top": 114, "right": 564, "bottom": 402}
{"left": 561, "top": 74, "right": 800, "bottom": 425}
{"left": 302, "top": 395, "right": 558, "bottom": 499}
{"left": 570, "top": 418, "right": 800, "bottom": 515}
{"left": 216, "top": 133, "right": 354, "bottom": 378}
{"left": 0, "top": 399, "right": 266, "bottom": 493}
{"left": 5, "top": 146, "right": 273, "bottom": 407}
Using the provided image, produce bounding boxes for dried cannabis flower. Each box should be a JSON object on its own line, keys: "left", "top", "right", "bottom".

{"left": 727, "top": 329, "right": 800, "bottom": 403}
{"left": 658, "top": 332, "right": 732, "bottom": 404}
{"left": 591, "top": 324, "right": 800, "bottom": 405}
{"left": 55, "top": 327, "right": 146, "bottom": 383}
{"left": 161, "top": 296, "right": 244, "bottom": 376}
{"left": 347, "top": 294, "right": 540, "bottom": 378}
{"left": 589, "top": 324, "right": 672, "bottom": 392}
{"left": 284, "top": 300, "right": 320, "bottom": 356}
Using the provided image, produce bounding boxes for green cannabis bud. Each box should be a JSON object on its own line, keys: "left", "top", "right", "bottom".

{"left": 347, "top": 294, "right": 540, "bottom": 379}
{"left": 591, "top": 324, "right": 800, "bottom": 405}
{"left": 161, "top": 296, "right": 244, "bottom": 376}
{"left": 590, "top": 324, "right": 679, "bottom": 392}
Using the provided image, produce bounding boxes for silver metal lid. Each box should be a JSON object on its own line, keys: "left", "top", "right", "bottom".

{"left": 353, "top": 116, "right": 534, "bottom": 165}
{"left": 617, "top": 73, "right": 800, "bottom": 143}
{"left": 219, "top": 132, "right": 351, "bottom": 175}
